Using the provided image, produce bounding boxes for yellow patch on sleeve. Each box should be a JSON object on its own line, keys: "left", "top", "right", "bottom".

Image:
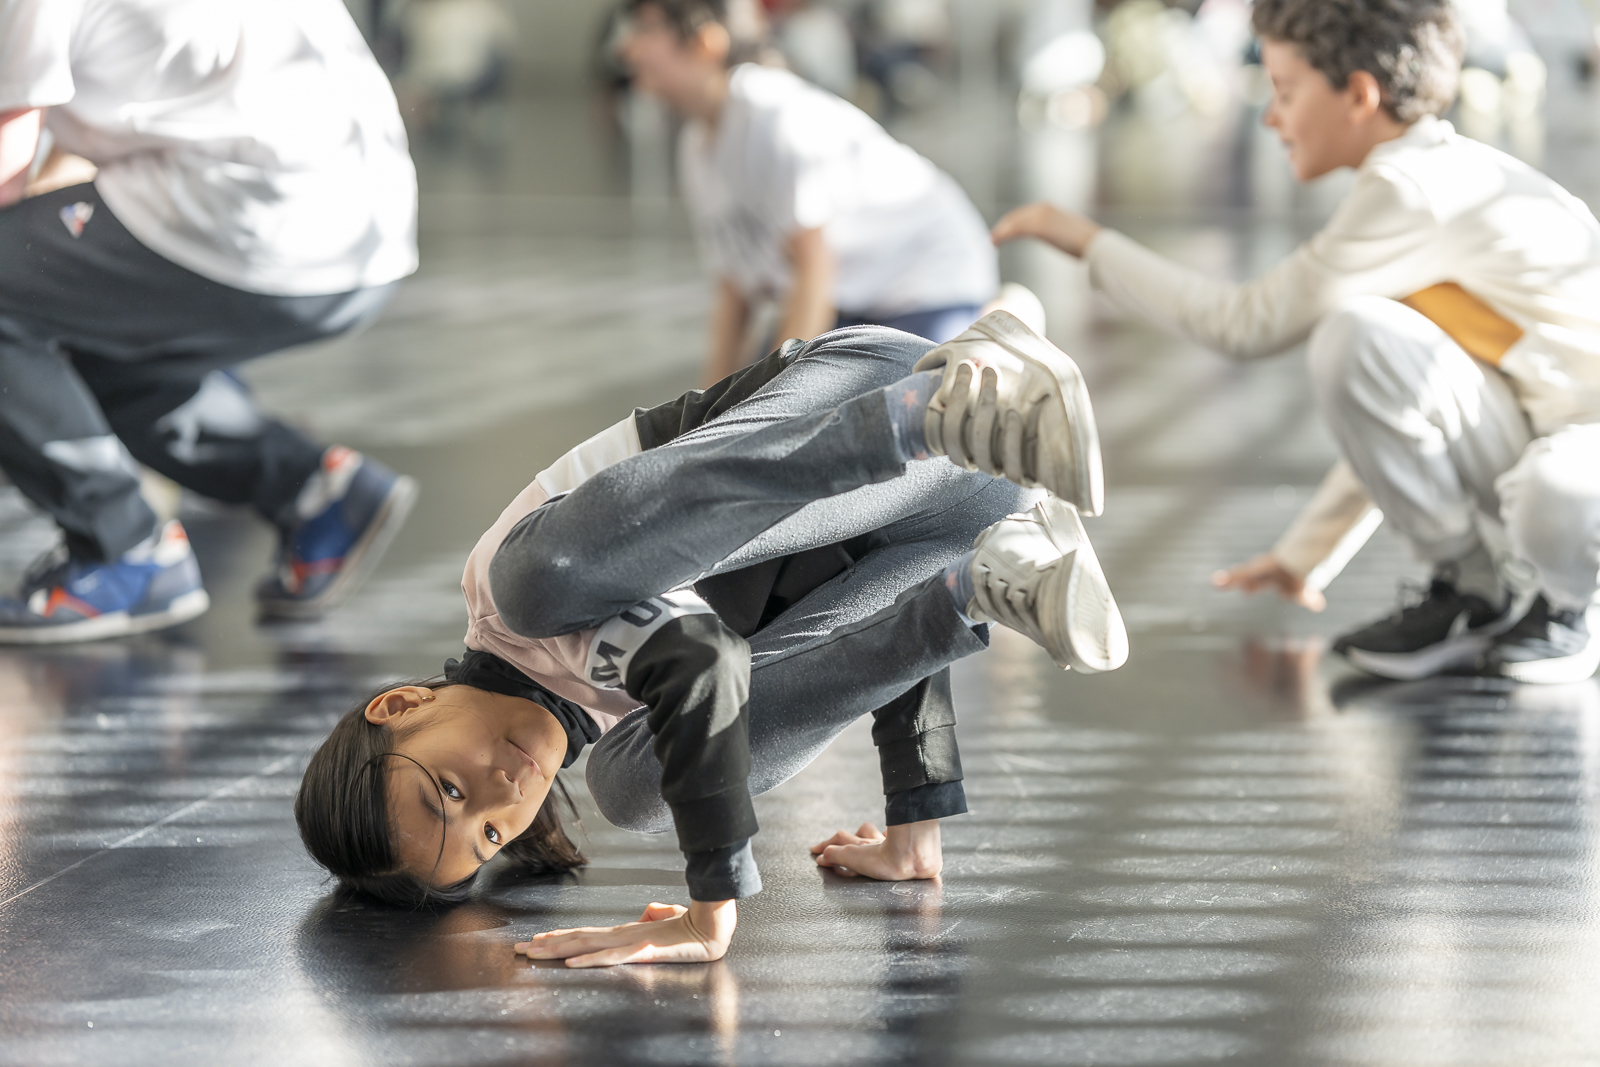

{"left": 1399, "top": 282, "right": 1523, "bottom": 365}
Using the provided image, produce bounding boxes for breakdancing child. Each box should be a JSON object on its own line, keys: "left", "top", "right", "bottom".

{"left": 994, "top": 0, "right": 1600, "bottom": 684}
{"left": 296, "top": 312, "right": 1127, "bottom": 966}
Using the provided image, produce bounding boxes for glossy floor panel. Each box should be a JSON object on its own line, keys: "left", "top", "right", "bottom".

{"left": 4, "top": 80, "right": 1600, "bottom": 1067}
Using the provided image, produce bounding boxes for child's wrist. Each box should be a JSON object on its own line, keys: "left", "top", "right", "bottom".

{"left": 687, "top": 898, "right": 738, "bottom": 943}
{"left": 885, "top": 819, "right": 943, "bottom": 877}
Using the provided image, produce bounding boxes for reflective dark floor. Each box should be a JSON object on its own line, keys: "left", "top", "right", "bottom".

{"left": 5, "top": 72, "right": 1600, "bottom": 1067}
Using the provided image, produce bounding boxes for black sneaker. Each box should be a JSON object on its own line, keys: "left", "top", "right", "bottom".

{"left": 1487, "top": 595, "right": 1599, "bottom": 684}
{"left": 1332, "top": 579, "right": 1508, "bottom": 680}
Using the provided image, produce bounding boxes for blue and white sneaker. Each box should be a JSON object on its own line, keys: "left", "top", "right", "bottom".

{"left": 0, "top": 521, "right": 210, "bottom": 644}
{"left": 256, "top": 446, "right": 418, "bottom": 620}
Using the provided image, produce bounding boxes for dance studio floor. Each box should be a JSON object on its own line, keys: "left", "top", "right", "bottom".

{"left": 5, "top": 75, "right": 1600, "bottom": 1067}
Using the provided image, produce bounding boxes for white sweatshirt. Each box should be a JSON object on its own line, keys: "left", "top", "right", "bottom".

{"left": 1085, "top": 116, "right": 1600, "bottom": 577}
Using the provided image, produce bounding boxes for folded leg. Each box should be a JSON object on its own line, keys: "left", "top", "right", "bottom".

{"left": 491, "top": 326, "right": 1006, "bottom": 636}
{"left": 1309, "top": 295, "right": 1532, "bottom": 570}
{"left": 584, "top": 471, "right": 1030, "bottom": 840}
{"left": 74, "top": 360, "right": 325, "bottom": 533}
{"left": 0, "top": 324, "right": 155, "bottom": 561}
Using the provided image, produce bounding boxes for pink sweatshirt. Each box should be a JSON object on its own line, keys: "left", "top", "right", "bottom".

{"left": 458, "top": 415, "right": 646, "bottom": 735}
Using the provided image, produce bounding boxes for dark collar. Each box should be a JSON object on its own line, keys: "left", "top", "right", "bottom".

{"left": 443, "top": 650, "right": 601, "bottom": 767}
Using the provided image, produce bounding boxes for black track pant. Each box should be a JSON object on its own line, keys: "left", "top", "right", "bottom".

{"left": 0, "top": 183, "right": 394, "bottom": 560}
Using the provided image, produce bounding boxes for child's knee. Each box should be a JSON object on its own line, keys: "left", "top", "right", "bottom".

{"left": 487, "top": 512, "right": 588, "bottom": 637}
{"left": 799, "top": 325, "right": 935, "bottom": 388}
{"left": 1500, "top": 437, "right": 1600, "bottom": 583}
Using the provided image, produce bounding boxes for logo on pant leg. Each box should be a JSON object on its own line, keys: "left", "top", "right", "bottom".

{"left": 59, "top": 202, "right": 94, "bottom": 238}
{"left": 585, "top": 588, "right": 716, "bottom": 690}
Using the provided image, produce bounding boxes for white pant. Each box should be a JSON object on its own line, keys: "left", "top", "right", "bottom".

{"left": 1309, "top": 295, "right": 1600, "bottom": 611}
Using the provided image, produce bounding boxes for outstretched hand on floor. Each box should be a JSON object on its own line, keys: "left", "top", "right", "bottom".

{"left": 1213, "top": 552, "right": 1327, "bottom": 612}
{"left": 515, "top": 899, "right": 736, "bottom": 968}
{"left": 811, "top": 819, "right": 942, "bottom": 880}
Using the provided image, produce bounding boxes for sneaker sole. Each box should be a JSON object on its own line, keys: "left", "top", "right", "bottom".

{"left": 1341, "top": 634, "right": 1492, "bottom": 681}
{"left": 257, "top": 475, "right": 419, "bottom": 621}
{"left": 1497, "top": 641, "right": 1600, "bottom": 684}
{"left": 1049, "top": 499, "right": 1126, "bottom": 668}
{"left": 0, "top": 588, "right": 211, "bottom": 645}
{"left": 922, "top": 310, "right": 1105, "bottom": 516}
{"left": 1038, "top": 499, "right": 1128, "bottom": 673}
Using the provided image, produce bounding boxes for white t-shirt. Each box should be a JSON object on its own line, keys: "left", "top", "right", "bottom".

{"left": 0, "top": 0, "right": 418, "bottom": 297}
{"left": 678, "top": 64, "right": 997, "bottom": 317}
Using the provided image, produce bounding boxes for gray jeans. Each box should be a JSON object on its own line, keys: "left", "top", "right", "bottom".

{"left": 488, "top": 328, "right": 1032, "bottom": 896}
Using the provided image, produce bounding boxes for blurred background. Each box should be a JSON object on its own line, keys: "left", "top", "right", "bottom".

{"left": 8, "top": 0, "right": 1598, "bottom": 689}
{"left": 9, "top": 4, "right": 1600, "bottom": 1064}
{"left": 192, "top": 0, "right": 1600, "bottom": 668}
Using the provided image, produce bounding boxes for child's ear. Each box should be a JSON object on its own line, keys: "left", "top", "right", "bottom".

{"left": 364, "top": 686, "right": 435, "bottom": 725}
{"left": 695, "top": 21, "right": 731, "bottom": 64}
{"left": 1346, "top": 69, "right": 1385, "bottom": 118}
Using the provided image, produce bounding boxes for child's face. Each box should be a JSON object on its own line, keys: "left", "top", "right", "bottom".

{"left": 620, "top": 4, "right": 727, "bottom": 111}
{"left": 1260, "top": 38, "right": 1372, "bottom": 181}
{"left": 366, "top": 685, "right": 570, "bottom": 886}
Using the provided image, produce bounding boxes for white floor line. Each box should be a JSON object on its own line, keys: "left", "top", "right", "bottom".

{"left": 0, "top": 751, "right": 302, "bottom": 911}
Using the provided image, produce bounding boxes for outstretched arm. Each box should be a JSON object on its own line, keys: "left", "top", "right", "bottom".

{"left": 0, "top": 108, "right": 43, "bottom": 207}
{"left": 994, "top": 200, "right": 1326, "bottom": 360}
{"left": 1213, "top": 460, "right": 1380, "bottom": 610}
{"left": 993, "top": 169, "right": 1440, "bottom": 361}
{"left": 517, "top": 602, "right": 760, "bottom": 967}
{"left": 772, "top": 225, "right": 835, "bottom": 345}
{"left": 704, "top": 278, "right": 752, "bottom": 387}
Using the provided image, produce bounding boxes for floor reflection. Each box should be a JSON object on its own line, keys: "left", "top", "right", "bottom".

{"left": 3, "top": 36, "right": 1600, "bottom": 1067}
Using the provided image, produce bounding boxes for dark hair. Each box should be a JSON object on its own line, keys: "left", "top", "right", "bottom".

{"left": 294, "top": 677, "right": 586, "bottom": 908}
{"left": 625, "top": 0, "right": 769, "bottom": 66}
{"left": 1252, "top": 0, "right": 1464, "bottom": 122}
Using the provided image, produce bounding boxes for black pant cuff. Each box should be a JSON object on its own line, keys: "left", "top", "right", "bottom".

{"left": 876, "top": 724, "right": 964, "bottom": 795}
{"left": 669, "top": 789, "right": 760, "bottom": 854}
{"left": 684, "top": 839, "right": 763, "bottom": 900}
{"left": 885, "top": 780, "right": 967, "bottom": 825}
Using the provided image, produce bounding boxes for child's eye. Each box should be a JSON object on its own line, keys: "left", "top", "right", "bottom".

{"left": 440, "top": 780, "right": 463, "bottom": 801}
{"left": 485, "top": 823, "right": 501, "bottom": 845}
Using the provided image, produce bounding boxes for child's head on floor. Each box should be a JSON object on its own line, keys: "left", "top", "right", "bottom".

{"left": 296, "top": 679, "right": 585, "bottom": 906}
{"left": 1252, "top": 0, "right": 1464, "bottom": 180}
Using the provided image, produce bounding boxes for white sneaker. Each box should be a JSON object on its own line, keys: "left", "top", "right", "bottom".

{"left": 913, "top": 309, "right": 1104, "bottom": 516}
{"left": 982, "top": 282, "right": 1048, "bottom": 335}
{"left": 965, "top": 497, "right": 1127, "bottom": 673}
